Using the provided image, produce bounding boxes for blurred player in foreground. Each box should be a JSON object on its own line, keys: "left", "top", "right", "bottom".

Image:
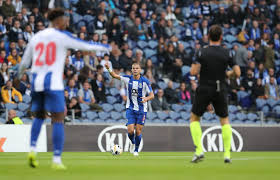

{"left": 105, "top": 62, "right": 154, "bottom": 156}
{"left": 189, "top": 25, "right": 241, "bottom": 163}
{"left": 18, "top": 8, "right": 111, "bottom": 170}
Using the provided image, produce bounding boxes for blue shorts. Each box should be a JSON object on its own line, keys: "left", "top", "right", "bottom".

{"left": 31, "top": 90, "right": 65, "bottom": 113}
{"left": 126, "top": 109, "right": 147, "bottom": 126}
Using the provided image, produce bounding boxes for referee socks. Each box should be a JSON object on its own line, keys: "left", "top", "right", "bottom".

{"left": 222, "top": 124, "right": 232, "bottom": 159}
{"left": 190, "top": 121, "right": 203, "bottom": 156}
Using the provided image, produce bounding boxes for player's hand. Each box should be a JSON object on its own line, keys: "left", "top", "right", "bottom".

{"left": 140, "top": 97, "right": 149, "bottom": 103}
{"left": 104, "top": 62, "right": 110, "bottom": 70}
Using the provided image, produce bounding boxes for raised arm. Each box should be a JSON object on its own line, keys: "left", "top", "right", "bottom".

{"left": 18, "top": 42, "right": 33, "bottom": 79}
{"left": 105, "top": 62, "right": 121, "bottom": 80}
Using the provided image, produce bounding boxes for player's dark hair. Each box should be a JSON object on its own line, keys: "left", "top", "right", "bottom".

{"left": 209, "top": 25, "right": 222, "bottom": 42}
{"left": 48, "top": 8, "right": 65, "bottom": 21}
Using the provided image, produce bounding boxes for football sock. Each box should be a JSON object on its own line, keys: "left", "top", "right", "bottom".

{"left": 190, "top": 121, "right": 203, "bottom": 156}
{"left": 222, "top": 124, "right": 232, "bottom": 159}
{"left": 30, "top": 118, "right": 44, "bottom": 151}
{"left": 128, "top": 133, "right": 135, "bottom": 144}
{"left": 135, "top": 134, "right": 142, "bottom": 152}
{"left": 52, "top": 122, "right": 64, "bottom": 159}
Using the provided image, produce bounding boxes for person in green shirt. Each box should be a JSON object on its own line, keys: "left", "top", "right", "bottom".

{"left": 5, "top": 109, "right": 23, "bottom": 124}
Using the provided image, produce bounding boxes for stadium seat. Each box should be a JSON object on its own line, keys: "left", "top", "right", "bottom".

{"left": 158, "top": 81, "right": 167, "bottom": 89}
{"left": 202, "top": 112, "right": 213, "bottom": 121}
{"left": 21, "top": 118, "right": 32, "bottom": 124}
{"left": 98, "top": 112, "right": 110, "bottom": 120}
{"left": 229, "top": 113, "right": 236, "bottom": 121}
{"left": 18, "top": 102, "right": 29, "bottom": 112}
{"left": 86, "top": 111, "right": 98, "bottom": 120}
{"left": 144, "top": 48, "right": 156, "bottom": 58}
{"left": 146, "top": 112, "right": 157, "bottom": 120}
{"left": 169, "top": 111, "right": 180, "bottom": 120}
{"left": 110, "top": 88, "right": 120, "bottom": 96}
{"left": 110, "top": 111, "right": 122, "bottom": 120}
{"left": 83, "top": 15, "right": 94, "bottom": 23}
{"left": 113, "top": 103, "right": 125, "bottom": 112}
{"left": 121, "top": 111, "right": 126, "bottom": 119}
{"left": 236, "top": 112, "right": 247, "bottom": 121}
{"left": 82, "top": 112, "right": 86, "bottom": 118}
{"left": 148, "top": 40, "right": 158, "bottom": 49}
{"left": 22, "top": 95, "right": 32, "bottom": 104}
{"left": 157, "top": 111, "right": 169, "bottom": 120}
{"left": 180, "top": 111, "right": 190, "bottom": 120}
{"left": 182, "top": 104, "right": 192, "bottom": 112}
{"left": 228, "top": 105, "right": 238, "bottom": 114}
{"left": 80, "top": 103, "right": 90, "bottom": 111}
{"left": 16, "top": 111, "right": 24, "bottom": 118}
{"left": 181, "top": 66, "right": 191, "bottom": 76}
{"left": 224, "top": 34, "right": 237, "bottom": 43}
{"left": 150, "top": 56, "right": 158, "bottom": 64}
{"left": 247, "top": 113, "right": 258, "bottom": 121}
{"left": 0, "top": 118, "right": 5, "bottom": 124}
{"left": 137, "top": 41, "right": 148, "bottom": 49}
{"left": 166, "top": 119, "right": 177, "bottom": 124}
{"left": 261, "top": 105, "right": 270, "bottom": 116}
{"left": 101, "top": 103, "right": 114, "bottom": 112}
{"left": 256, "top": 98, "right": 267, "bottom": 110}
{"left": 267, "top": 98, "right": 277, "bottom": 108}
{"left": 5, "top": 103, "right": 17, "bottom": 110}
{"left": 173, "top": 82, "right": 180, "bottom": 89}
{"left": 177, "top": 119, "right": 188, "bottom": 124}
{"left": 106, "top": 96, "right": 117, "bottom": 104}
{"left": 171, "top": 104, "right": 184, "bottom": 112}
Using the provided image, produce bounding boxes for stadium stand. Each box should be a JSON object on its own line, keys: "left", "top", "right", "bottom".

{"left": 0, "top": 0, "right": 280, "bottom": 125}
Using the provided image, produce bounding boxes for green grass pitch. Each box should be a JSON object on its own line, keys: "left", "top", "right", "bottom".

{"left": 0, "top": 152, "right": 279, "bottom": 180}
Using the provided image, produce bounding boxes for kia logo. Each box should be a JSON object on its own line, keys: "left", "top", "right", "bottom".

{"left": 201, "top": 126, "right": 243, "bottom": 152}
{"left": 98, "top": 125, "right": 143, "bottom": 152}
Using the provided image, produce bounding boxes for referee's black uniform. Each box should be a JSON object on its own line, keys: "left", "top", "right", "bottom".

{"left": 191, "top": 45, "right": 236, "bottom": 118}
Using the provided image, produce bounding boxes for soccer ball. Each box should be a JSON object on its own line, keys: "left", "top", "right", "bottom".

{"left": 110, "top": 144, "right": 123, "bottom": 155}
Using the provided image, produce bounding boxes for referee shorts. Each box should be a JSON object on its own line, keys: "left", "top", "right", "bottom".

{"left": 191, "top": 85, "right": 228, "bottom": 118}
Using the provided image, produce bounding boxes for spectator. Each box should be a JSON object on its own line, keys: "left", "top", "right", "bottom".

{"left": 7, "top": 48, "right": 21, "bottom": 66}
{"left": 119, "top": 49, "right": 133, "bottom": 72}
{"left": 163, "top": 43, "right": 176, "bottom": 75}
{"left": 1, "top": 80, "right": 22, "bottom": 104}
{"left": 143, "top": 18, "right": 156, "bottom": 40}
{"left": 100, "top": 54, "right": 112, "bottom": 82}
{"left": 144, "top": 69, "right": 156, "bottom": 85}
{"left": 264, "top": 41, "right": 275, "bottom": 69}
{"left": 227, "top": 76, "right": 242, "bottom": 105}
{"left": 19, "top": 73, "right": 30, "bottom": 95}
{"left": 78, "top": 81, "right": 102, "bottom": 111}
{"left": 189, "top": 0, "right": 202, "bottom": 19}
{"left": 133, "top": 49, "right": 145, "bottom": 68}
{"left": 12, "top": 0, "right": 22, "bottom": 13}
{"left": 228, "top": 3, "right": 244, "bottom": 26}
{"left": 201, "top": 0, "right": 211, "bottom": 19}
{"left": 178, "top": 82, "right": 191, "bottom": 104}
{"left": 72, "top": 50, "right": 84, "bottom": 71}
{"left": 91, "top": 74, "right": 106, "bottom": 103}
{"left": 177, "top": 43, "right": 192, "bottom": 66}
{"left": 23, "top": 24, "right": 34, "bottom": 43}
{"left": 255, "top": 63, "right": 268, "bottom": 80}
{"left": 164, "top": 20, "right": 176, "bottom": 38}
{"left": 265, "top": 77, "right": 280, "bottom": 100}
{"left": 67, "top": 97, "right": 81, "bottom": 118}
{"left": 164, "top": 80, "right": 179, "bottom": 104}
{"left": 263, "top": 68, "right": 276, "bottom": 85}
{"left": 107, "top": 16, "right": 122, "bottom": 45}
{"left": 234, "top": 41, "right": 249, "bottom": 75}
{"left": 5, "top": 109, "right": 23, "bottom": 124}
{"left": 0, "top": 15, "right": 7, "bottom": 39}
{"left": 252, "top": 78, "right": 267, "bottom": 101}
{"left": 154, "top": 18, "right": 166, "bottom": 39}
{"left": 241, "top": 69, "right": 256, "bottom": 94}
{"left": 250, "top": 20, "right": 261, "bottom": 40}
{"left": 213, "top": 6, "right": 229, "bottom": 27}
{"left": 190, "top": 80, "right": 198, "bottom": 103}
{"left": 1, "top": 0, "right": 16, "bottom": 18}
{"left": 0, "top": 62, "right": 10, "bottom": 85}
{"left": 151, "top": 88, "right": 169, "bottom": 111}
{"left": 94, "top": 13, "right": 107, "bottom": 37}
{"left": 65, "top": 79, "right": 78, "bottom": 100}
{"left": 8, "top": 19, "right": 22, "bottom": 42}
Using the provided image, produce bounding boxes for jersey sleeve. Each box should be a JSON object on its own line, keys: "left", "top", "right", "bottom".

{"left": 144, "top": 79, "right": 153, "bottom": 94}
{"left": 120, "top": 75, "right": 130, "bottom": 85}
{"left": 228, "top": 50, "right": 237, "bottom": 68}
{"left": 61, "top": 31, "right": 111, "bottom": 52}
{"left": 18, "top": 42, "right": 33, "bottom": 77}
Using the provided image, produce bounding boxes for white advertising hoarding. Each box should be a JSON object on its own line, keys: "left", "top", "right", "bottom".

{"left": 0, "top": 125, "right": 47, "bottom": 152}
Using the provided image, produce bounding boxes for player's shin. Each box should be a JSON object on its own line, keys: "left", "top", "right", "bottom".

{"left": 222, "top": 124, "right": 232, "bottom": 159}
{"left": 134, "top": 134, "right": 142, "bottom": 152}
{"left": 190, "top": 121, "right": 203, "bottom": 156}
{"left": 52, "top": 122, "right": 64, "bottom": 164}
{"left": 30, "top": 118, "right": 44, "bottom": 152}
{"left": 128, "top": 133, "right": 135, "bottom": 144}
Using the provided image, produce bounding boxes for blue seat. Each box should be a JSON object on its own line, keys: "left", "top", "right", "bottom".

{"left": 224, "top": 34, "right": 237, "bottom": 43}
{"left": 80, "top": 103, "right": 90, "bottom": 111}
{"left": 16, "top": 111, "right": 24, "bottom": 118}
{"left": 236, "top": 112, "right": 247, "bottom": 121}
{"left": 148, "top": 40, "right": 158, "bottom": 49}
{"left": 110, "top": 88, "right": 120, "bottom": 96}
{"left": 150, "top": 56, "right": 158, "bottom": 64}
{"left": 247, "top": 113, "right": 258, "bottom": 121}
{"left": 82, "top": 112, "right": 86, "bottom": 118}
{"left": 267, "top": 98, "right": 277, "bottom": 108}
{"left": 122, "top": 111, "right": 126, "bottom": 119}
{"left": 256, "top": 98, "right": 267, "bottom": 110}
{"left": 171, "top": 104, "right": 184, "bottom": 112}
{"left": 5, "top": 103, "right": 17, "bottom": 110}
{"left": 232, "top": 119, "right": 242, "bottom": 124}
{"left": 106, "top": 96, "right": 117, "bottom": 104}
{"left": 228, "top": 105, "right": 238, "bottom": 114}
{"left": 86, "top": 111, "right": 98, "bottom": 120}
{"left": 182, "top": 104, "right": 192, "bottom": 112}
{"left": 181, "top": 66, "right": 191, "bottom": 76}
{"left": 113, "top": 103, "right": 125, "bottom": 112}
{"left": 111, "top": 111, "right": 122, "bottom": 120}
{"left": 180, "top": 111, "right": 190, "bottom": 120}
{"left": 173, "top": 82, "right": 180, "bottom": 89}
{"left": 158, "top": 81, "right": 167, "bottom": 89}
{"left": 137, "top": 41, "right": 148, "bottom": 49}
{"left": 22, "top": 118, "right": 32, "bottom": 124}
{"left": 101, "top": 103, "right": 114, "bottom": 112}
{"left": 22, "top": 95, "right": 32, "bottom": 104}
{"left": 157, "top": 111, "right": 169, "bottom": 120}
{"left": 169, "top": 111, "right": 180, "bottom": 120}
{"left": 177, "top": 119, "right": 188, "bottom": 124}
{"left": 72, "top": 12, "right": 83, "bottom": 24}
{"left": 83, "top": 15, "right": 94, "bottom": 23}
{"left": 18, "top": 102, "right": 29, "bottom": 111}
{"left": 45, "top": 118, "right": 51, "bottom": 123}
{"left": 202, "top": 112, "right": 213, "bottom": 121}
{"left": 146, "top": 112, "right": 157, "bottom": 120}
{"left": 229, "top": 113, "right": 236, "bottom": 121}
{"left": 0, "top": 118, "right": 5, "bottom": 123}
{"left": 166, "top": 119, "right": 177, "bottom": 124}
{"left": 144, "top": 48, "right": 156, "bottom": 58}
{"left": 152, "top": 119, "right": 162, "bottom": 123}
{"left": 98, "top": 111, "right": 110, "bottom": 120}
{"left": 261, "top": 105, "right": 270, "bottom": 115}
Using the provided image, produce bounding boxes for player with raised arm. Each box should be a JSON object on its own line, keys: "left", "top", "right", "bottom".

{"left": 189, "top": 25, "right": 241, "bottom": 163}
{"left": 18, "top": 8, "right": 111, "bottom": 170}
{"left": 105, "top": 62, "right": 154, "bottom": 156}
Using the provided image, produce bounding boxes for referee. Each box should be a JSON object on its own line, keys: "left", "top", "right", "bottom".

{"left": 189, "top": 25, "right": 241, "bottom": 163}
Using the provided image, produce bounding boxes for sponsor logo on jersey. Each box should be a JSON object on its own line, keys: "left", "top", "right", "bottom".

{"left": 201, "top": 126, "right": 243, "bottom": 152}
{"left": 98, "top": 125, "right": 144, "bottom": 152}
{"left": 138, "top": 83, "right": 142, "bottom": 88}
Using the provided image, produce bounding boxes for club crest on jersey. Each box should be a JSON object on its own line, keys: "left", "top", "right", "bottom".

{"left": 138, "top": 83, "right": 142, "bottom": 88}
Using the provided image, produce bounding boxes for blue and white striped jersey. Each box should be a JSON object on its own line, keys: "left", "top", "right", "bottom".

{"left": 121, "top": 75, "right": 153, "bottom": 112}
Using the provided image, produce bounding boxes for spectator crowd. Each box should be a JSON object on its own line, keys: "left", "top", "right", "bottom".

{"left": 0, "top": 0, "right": 280, "bottom": 118}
